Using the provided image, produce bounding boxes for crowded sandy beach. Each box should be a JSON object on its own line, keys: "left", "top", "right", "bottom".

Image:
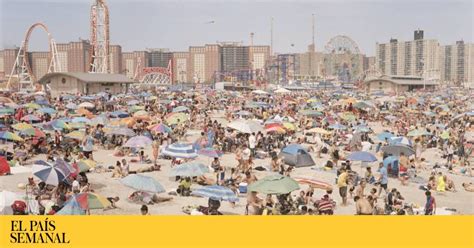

{"left": 0, "top": 86, "right": 473, "bottom": 215}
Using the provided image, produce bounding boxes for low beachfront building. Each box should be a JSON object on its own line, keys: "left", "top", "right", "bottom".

{"left": 363, "top": 75, "right": 439, "bottom": 94}
{"left": 38, "top": 72, "right": 135, "bottom": 97}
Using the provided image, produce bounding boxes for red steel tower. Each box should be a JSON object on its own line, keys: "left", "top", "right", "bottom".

{"left": 89, "top": 0, "right": 110, "bottom": 73}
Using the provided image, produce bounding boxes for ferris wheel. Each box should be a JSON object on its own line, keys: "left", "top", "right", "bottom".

{"left": 324, "top": 35, "right": 362, "bottom": 83}
{"left": 324, "top": 35, "right": 361, "bottom": 54}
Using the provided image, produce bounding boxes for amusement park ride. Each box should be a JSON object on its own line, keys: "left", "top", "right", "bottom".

{"left": 134, "top": 57, "right": 173, "bottom": 85}
{"left": 6, "top": 23, "right": 62, "bottom": 92}
{"left": 89, "top": 0, "right": 110, "bottom": 73}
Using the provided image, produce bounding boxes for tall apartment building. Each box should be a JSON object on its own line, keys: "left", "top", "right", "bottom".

{"left": 376, "top": 30, "right": 439, "bottom": 77}
{"left": 67, "top": 40, "right": 91, "bottom": 72}
{"left": 172, "top": 52, "right": 189, "bottom": 83}
{"left": 204, "top": 44, "right": 221, "bottom": 83}
{"left": 363, "top": 56, "right": 376, "bottom": 71}
{"left": 297, "top": 49, "right": 323, "bottom": 79}
{"left": 29, "top": 52, "right": 50, "bottom": 80}
{"left": 249, "top": 46, "right": 271, "bottom": 72}
{"left": 439, "top": 41, "right": 474, "bottom": 85}
{"left": 0, "top": 48, "right": 20, "bottom": 83}
{"left": 122, "top": 51, "right": 149, "bottom": 79}
{"left": 56, "top": 43, "right": 69, "bottom": 73}
{"left": 221, "top": 43, "right": 249, "bottom": 72}
{"left": 148, "top": 49, "right": 173, "bottom": 68}
{"left": 109, "top": 45, "right": 122, "bottom": 74}
{"left": 189, "top": 46, "right": 206, "bottom": 83}
{"left": 188, "top": 45, "right": 221, "bottom": 83}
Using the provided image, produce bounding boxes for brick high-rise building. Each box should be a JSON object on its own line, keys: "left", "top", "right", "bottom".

{"left": 204, "top": 44, "right": 221, "bottom": 83}
{"left": 249, "top": 46, "right": 270, "bottom": 72}
{"left": 109, "top": 45, "right": 122, "bottom": 74}
{"left": 189, "top": 46, "right": 206, "bottom": 83}
{"left": 67, "top": 40, "right": 91, "bottom": 72}
{"left": 122, "top": 51, "right": 149, "bottom": 79}
{"left": 172, "top": 52, "right": 189, "bottom": 83}
{"left": 56, "top": 43, "right": 69, "bottom": 73}
{"left": 29, "top": 51, "right": 50, "bottom": 80}
{"left": 0, "top": 48, "right": 20, "bottom": 83}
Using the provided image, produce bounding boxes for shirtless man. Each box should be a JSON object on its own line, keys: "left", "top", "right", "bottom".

{"left": 354, "top": 196, "right": 373, "bottom": 215}
{"left": 355, "top": 179, "right": 367, "bottom": 198}
{"left": 246, "top": 191, "right": 263, "bottom": 215}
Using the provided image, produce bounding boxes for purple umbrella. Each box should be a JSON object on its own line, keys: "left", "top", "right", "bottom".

{"left": 123, "top": 135, "right": 153, "bottom": 148}
{"left": 198, "top": 147, "right": 223, "bottom": 158}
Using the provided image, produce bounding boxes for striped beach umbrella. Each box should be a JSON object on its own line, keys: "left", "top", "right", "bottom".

{"left": 66, "top": 193, "right": 111, "bottom": 210}
{"left": 192, "top": 185, "right": 239, "bottom": 202}
{"left": 148, "top": 123, "right": 172, "bottom": 133}
{"left": 162, "top": 143, "right": 197, "bottom": 159}
{"left": 32, "top": 162, "right": 67, "bottom": 186}
{"left": 56, "top": 199, "right": 85, "bottom": 215}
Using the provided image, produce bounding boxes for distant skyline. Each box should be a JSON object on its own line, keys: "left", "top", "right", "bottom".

{"left": 1, "top": 0, "right": 473, "bottom": 56}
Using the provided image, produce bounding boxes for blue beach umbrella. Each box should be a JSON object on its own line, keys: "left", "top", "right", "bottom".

{"left": 38, "top": 107, "right": 57, "bottom": 114}
{"left": 169, "top": 162, "right": 210, "bottom": 177}
{"left": 377, "top": 131, "right": 395, "bottom": 141}
{"left": 347, "top": 151, "right": 377, "bottom": 162}
{"left": 120, "top": 174, "right": 165, "bottom": 193}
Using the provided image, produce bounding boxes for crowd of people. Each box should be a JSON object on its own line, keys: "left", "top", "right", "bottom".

{"left": 0, "top": 86, "right": 472, "bottom": 215}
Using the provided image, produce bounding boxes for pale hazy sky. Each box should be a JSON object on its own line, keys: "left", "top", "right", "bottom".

{"left": 1, "top": 0, "right": 472, "bottom": 56}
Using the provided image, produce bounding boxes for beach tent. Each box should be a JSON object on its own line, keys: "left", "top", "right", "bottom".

{"left": 279, "top": 144, "right": 315, "bottom": 167}
{"left": 0, "top": 156, "right": 10, "bottom": 176}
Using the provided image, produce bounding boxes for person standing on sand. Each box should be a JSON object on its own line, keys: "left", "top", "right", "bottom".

{"left": 377, "top": 162, "right": 388, "bottom": 197}
{"left": 424, "top": 191, "right": 436, "bottom": 215}
{"left": 152, "top": 139, "right": 160, "bottom": 163}
{"left": 81, "top": 128, "right": 95, "bottom": 160}
{"left": 337, "top": 168, "right": 348, "bottom": 206}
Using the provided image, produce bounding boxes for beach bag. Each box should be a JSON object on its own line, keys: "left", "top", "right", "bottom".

{"left": 11, "top": 201, "right": 27, "bottom": 214}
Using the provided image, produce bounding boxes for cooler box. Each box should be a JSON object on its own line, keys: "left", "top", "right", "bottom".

{"left": 239, "top": 183, "right": 248, "bottom": 194}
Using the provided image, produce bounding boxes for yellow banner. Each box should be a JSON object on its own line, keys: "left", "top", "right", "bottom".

{"left": 1, "top": 216, "right": 473, "bottom": 248}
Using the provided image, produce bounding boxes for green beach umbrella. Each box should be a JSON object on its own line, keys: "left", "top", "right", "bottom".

{"left": 248, "top": 174, "right": 299, "bottom": 194}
